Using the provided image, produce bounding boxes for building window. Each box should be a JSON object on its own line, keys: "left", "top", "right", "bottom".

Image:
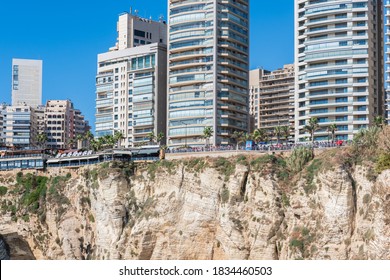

{"left": 134, "top": 29, "right": 146, "bottom": 38}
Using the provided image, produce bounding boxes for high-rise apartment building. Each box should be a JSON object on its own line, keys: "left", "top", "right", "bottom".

{"left": 109, "top": 12, "right": 167, "bottom": 51}
{"left": 45, "top": 100, "right": 90, "bottom": 149}
{"left": 12, "top": 59, "right": 43, "bottom": 107}
{"left": 249, "top": 65, "right": 295, "bottom": 142}
{"left": 385, "top": 0, "right": 390, "bottom": 124}
{"left": 96, "top": 11, "right": 167, "bottom": 147}
{"left": 295, "top": 0, "right": 384, "bottom": 142}
{"left": 167, "top": 0, "right": 250, "bottom": 147}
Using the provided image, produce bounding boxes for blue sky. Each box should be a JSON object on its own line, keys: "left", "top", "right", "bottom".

{"left": 0, "top": 0, "right": 294, "bottom": 130}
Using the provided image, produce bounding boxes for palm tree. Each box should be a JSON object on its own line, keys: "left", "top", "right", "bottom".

{"left": 76, "top": 134, "right": 84, "bottom": 149}
{"left": 101, "top": 134, "right": 115, "bottom": 149}
{"left": 36, "top": 133, "right": 47, "bottom": 150}
{"left": 114, "top": 130, "right": 124, "bottom": 148}
{"left": 265, "top": 130, "right": 272, "bottom": 143}
{"left": 304, "top": 117, "right": 320, "bottom": 146}
{"left": 147, "top": 131, "right": 156, "bottom": 144}
{"left": 374, "top": 115, "right": 385, "bottom": 128}
{"left": 274, "top": 126, "right": 283, "bottom": 144}
{"left": 231, "top": 131, "right": 245, "bottom": 150}
{"left": 90, "top": 139, "right": 102, "bottom": 152}
{"left": 281, "top": 126, "right": 290, "bottom": 144}
{"left": 203, "top": 126, "right": 214, "bottom": 150}
{"left": 67, "top": 138, "right": 75, "bottom": 149}
{"left": 84, "top": 131, "right": 94, "bottom": 149}
{"left": 252, "top": 128, "right": 267, "bottom": 144}
{"left": 156, "top": 132, "right": 164, "bottom": 147}
{"left": 327, "top": 123, "right": 337, "bottom": 144}
{"left": 98, "top": 137, "right": 105, "bottom": 150}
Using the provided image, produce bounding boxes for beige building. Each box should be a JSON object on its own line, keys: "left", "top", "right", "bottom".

{"left": 249, "top": 64, "right": 295, "bottom": 142}
{"left": 45, "top": 100, "right": 89, "bottom": 149}
{"left": 96, "top": 11, "right": 167, "bottom": 147}
{"left": 109, "top": 11, "right": 167, "bottom": 51}
{"left": 295, "top": 0, "right": 384, "bottom": 142}
{"left": 96, "top": 44, "right": 167, "bottom": 147}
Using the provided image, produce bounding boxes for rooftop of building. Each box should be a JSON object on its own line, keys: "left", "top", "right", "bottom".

{"left": 118, "top": 9, "right": 166, "bottom": 25}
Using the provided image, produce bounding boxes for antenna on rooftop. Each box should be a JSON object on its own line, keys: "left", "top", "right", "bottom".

{"left": 159, "top": 14, "right": 164, "bottom": 22}
{"left": 130, "top": 7, "right": 132, "bottom": 14}
{"left": 134, "top": 9, "right": 139, "bottom": 16}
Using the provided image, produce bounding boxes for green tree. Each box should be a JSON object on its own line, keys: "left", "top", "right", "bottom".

{"left": 76, "top": 134, "right": 84, "bottom": 149}
{"left": 327, "top": 123, "right": 337, "bottom": 143}
{"left": 84, "top": 131, "right": 94, "bottom": 149}
{"left": 102, "top": 134, "right": 115, "bottom": 149}
{"left": 67, "top": 138, "right": 75, "bottom": 149}
{"left": 114, "top": 130, "right": 124, "bottom": 148}
{"left": 231, "top": 131, "right": 246, "bottom": 150}
{"left": 304, "top": 117, "right": 319, "bottom": 145}
{"left": 147, "top": 131, "right": 156, "bottom": 143}
{"left": 374, "top": 115, "right": 385, "bottom": 128}
{"left": 252, "top": 128, "right": 267, "bottom": 144}
{"left": 281, "top": 126, "right": 291, "bottom": 144}
{"left": 274, "top": 126, "right": 283, "bottom": 144}
{"left": 90, "top": 139, "right": 102, "bottom": 152}
{"left": 36, "top": 133, "right": 47, "bottom": 149}
{"left": 156, "top": 132, "right": 164, "bottom": 146}
{"left": 203, "top": 127, "right": 214, "bottom": 149}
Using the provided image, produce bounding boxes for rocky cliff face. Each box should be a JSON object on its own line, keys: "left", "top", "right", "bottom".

{"left": 0, "top": 152, "right": 389, "bottom": 260}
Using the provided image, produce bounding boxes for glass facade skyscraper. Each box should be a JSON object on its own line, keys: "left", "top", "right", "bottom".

{"left": 167, "top": 0, "right": 249, "bottom": 147}
{"left": 295, "top": 0, "right": 384, "bottom": 142}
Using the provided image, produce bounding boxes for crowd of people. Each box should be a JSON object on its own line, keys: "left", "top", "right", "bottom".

{"left": 167, "top": 140, "right": 351, "bottom": 154}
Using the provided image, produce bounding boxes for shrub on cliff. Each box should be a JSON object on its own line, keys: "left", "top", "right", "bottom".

{"left": 286, "top": 147, "right": 313, "bottom": 173}
{"left": 0, "top": 186, "right": 7, "bottom": 196}
{"left": 376, "top": 153, "right": 390, "bottom": 174}
{"left": 214, "top": 157, "right": 235, "bottom": 181}
{"left": 378, "top": 126, "right": 390, "bottom": 153}
{"left": 350, "top": 126, "right": 381, "bottom": 164}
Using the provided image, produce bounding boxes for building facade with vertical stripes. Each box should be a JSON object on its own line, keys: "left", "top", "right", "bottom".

{"left": 295, "top": 0, "right": 384, "bottom": 142}
{"left": 167, "top": 0, "right": 250, "bottom": 147}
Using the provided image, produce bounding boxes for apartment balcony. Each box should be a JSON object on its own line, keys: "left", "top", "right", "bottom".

{"left": 217, "top": 42, "right": 248, "bottom": 55}
{"left": 218, "top": 61, "right": 247, "bottom": 73}
{"left": 260, "top": 94, "right": 291, "bottom": 101}
{"left": 307, "top": 91, "right": 353, "bottom": 100}
{"left": 306, "top": 16, "right": 352, "bottom": 28}
{"left": 220, "top": 69, "right": 248, "bottom": 80}
{"left": 169, "top": 52, "right": 210, "bottom": 62}
{"left": 170, "top": 60, "right": 211, "bottom": 70}
{"left": 309, "top": 109, "right": 354, "bottom": 116}
{"left": 218, "top": 51, "right": 248, "bottom": 64}
{"left": 352, "top": 109, "right": 369, "bottom": 115}
{"left": 260, "top": 105, "right": 291, "bottom": 112}
{"left": 309, "top": 101, "right": 354, "bottom": 108}
{"left": 353, "top": 119, "right": 369, "bottom": 125}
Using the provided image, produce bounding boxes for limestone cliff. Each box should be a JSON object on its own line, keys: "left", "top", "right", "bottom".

{"left": 0, "top": 151, "right": 389, "bottom": 260}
